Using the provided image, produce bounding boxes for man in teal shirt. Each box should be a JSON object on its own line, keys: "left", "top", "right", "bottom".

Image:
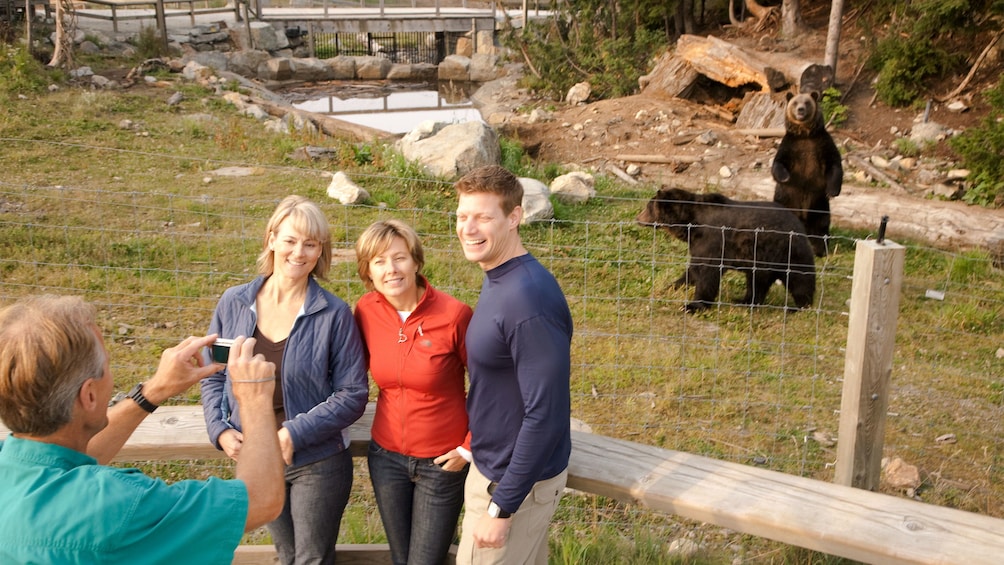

{"left": 0, "top": 295, "right": 285, "bottom": 563}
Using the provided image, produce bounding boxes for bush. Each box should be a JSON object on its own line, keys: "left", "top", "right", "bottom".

{"left": 500, "top": 9, "right": 666, "bottom": 102}
{"left": 820, "top": 87, "right": 847, "bottom": 128}
{"left": 866, "top": 0, "right": 983, "bottom": 107}
{"left": 0, "top": 42, "right": 53, "bottom": 97}
{"left": 949, "top": 75, "right": 1004, "bottom": 207}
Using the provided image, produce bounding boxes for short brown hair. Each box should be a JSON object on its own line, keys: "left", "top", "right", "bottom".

{"left": 355, "top": 219, "right": 425, "bottom": 292}
{"left": 454, "top": 165, "right": 523, "bottom": 216}
{"left": 0, "top": 295, "right": 107, "bottom": 435}
{"left": 257, "top": 195, "right": 332, "bottom": 280}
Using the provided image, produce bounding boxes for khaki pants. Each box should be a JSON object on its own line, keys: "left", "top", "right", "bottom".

{"left": 456, "top": 462, "right": 567, "bottom": 565}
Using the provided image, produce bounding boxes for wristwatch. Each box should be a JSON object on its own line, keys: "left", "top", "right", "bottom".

{"left": 127, "top": 382, "right": 158, "bottom": 413}
{"left": 487, "top": 500, "right": 512, "bottom": 519}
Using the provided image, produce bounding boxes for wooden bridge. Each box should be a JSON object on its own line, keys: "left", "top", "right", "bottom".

{"left": 67, "top": 0, "right": 548, "bottom": 35}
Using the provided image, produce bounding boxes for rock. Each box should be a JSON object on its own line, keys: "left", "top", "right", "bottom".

{"left": 946, "top": 100, "right": 969, "bottom": 112}
{"left": 291, "top": 57, "right": 334, "bottom": 81}
{"left": 70, "top": 66, "right": 94, "bottom": 79}
{"left": 167, "top": 91, "right": 184, "bottom": 106}
{"left": 395, "top": 121, "right": 500, "bottom": 178}
{"left": 455, "top": 36, "right": 473, "bottom": 58}
{"left": 910, "top": 121, "right": 950, "bottom": 143}
{"left": 438, "top": 55, "right": 470, "bottom": 82}
{"left": 469, "top": 53, "right": 498, "bottom": 82}
{"left": 355, "top": 55, "right": 391, "bottom": 80}
{"left": 667, "top": 538, "right": 701, "bottom": 559}
{"left": 327, "top": 171, "right": 370, "bottom": 205}
{"left": 518, "top": 177, "right": 553, "bottom": 224}
{"left": 549, "top": 171, "right": 595, "bottom": 204}
{"left": 324, "top": 55, "right": 356, "bottom": 80}
{"left": 248, "top": 21, "right": 289, "bottom": 52}
{"left": 259, "top": 57, "right": 294, "bottom": 81}
{"left": 870, "top": 155, "right": 890, "bottom": 168}
{"left": 565, "top": 81, "right": 591, "bottom": 105}
{"left": 946, "top": 169, "right": 971, "bottom": 181}
{"left": 527, "top": 108, "right": 552, "bottom": 124}
{"left": 882, "top": 456, "right": 921, "bottom": 491}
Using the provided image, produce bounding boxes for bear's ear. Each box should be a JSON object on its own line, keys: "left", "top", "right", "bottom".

{"left": 786, "top": 91, "right": 794, "bottom": 101}
{"left": 810, "top": 90, "right": 820, "bottom": 101}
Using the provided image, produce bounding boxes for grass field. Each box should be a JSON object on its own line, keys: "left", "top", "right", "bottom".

{"left": 1, "top": 48, "right": 1002, "bottom": 563}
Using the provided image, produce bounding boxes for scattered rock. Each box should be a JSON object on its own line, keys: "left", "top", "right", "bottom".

{"left": 326, "top": 171, "right": 369, "bottom": 205}
{"left": 565, "top": 81, "right": 591, "bottom": 105}
{"left": 882, "top": 456, "right": 921, "bottom": 491}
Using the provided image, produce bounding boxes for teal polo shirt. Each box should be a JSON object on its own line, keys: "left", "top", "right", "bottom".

{"left": 0, "top": 435, "right": 249, "bottom": 564}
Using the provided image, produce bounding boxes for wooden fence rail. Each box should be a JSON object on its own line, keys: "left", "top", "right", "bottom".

{"left": 5, "top": 402, "right": 1004, "bottom": 564}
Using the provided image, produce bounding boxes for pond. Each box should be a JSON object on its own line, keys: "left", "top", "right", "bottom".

{"left": 282, "top": 81, "right": 484, "bottom": 135}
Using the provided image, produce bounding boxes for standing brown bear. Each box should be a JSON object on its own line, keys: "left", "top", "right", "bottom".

{"left": 771, "top": 90, "right": 843, "bottom": 257}
{"left": 636, "top": 187, "right": 816, "bottom": 313}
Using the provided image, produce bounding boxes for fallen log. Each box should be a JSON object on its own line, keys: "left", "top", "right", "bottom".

{"left": 251, "top": 97, "right": 392, "bottom": 142}
{"left": 616, "top": 154, "right": 704, "bottom": 164}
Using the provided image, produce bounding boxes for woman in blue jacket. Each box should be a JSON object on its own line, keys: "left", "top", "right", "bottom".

{"left": 202, "top": 195, "right": 368, "bottom": 565}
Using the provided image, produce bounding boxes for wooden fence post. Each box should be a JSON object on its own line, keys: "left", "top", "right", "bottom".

{"left": 155, "top": 0, "right": 168, "bottom": 52}
{"left": 834, "top": 238, "right": 906, "bottom": 490}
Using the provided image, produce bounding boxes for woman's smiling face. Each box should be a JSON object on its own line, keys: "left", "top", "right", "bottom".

{"left": 268, "top": 220, "right": 322, "bottom": 281}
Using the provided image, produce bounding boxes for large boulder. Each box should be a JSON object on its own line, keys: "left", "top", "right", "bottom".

{"left": 292, "top": 57, "right": 334, "bottom": 81}
{"left": 248, "top": 22, "right": 289, "bottom": 52}
{"left": 518, "top": 177, "right": 554, "bottom": 224}
{"left": 395, "top": 120, "right": 500, "bottom": 179}
{"left": 438, "top": 55, "right": 470, "bottom": 82}
{"left": 549, "top": 171, "right": 595, "bottom": 204}
{"left": 324, "top": 56, "right": 356, "bottom": 80}
{"left": 356, "top": 56, "right": 392, "bottom": 79}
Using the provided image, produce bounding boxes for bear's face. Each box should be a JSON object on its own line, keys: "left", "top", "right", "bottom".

{"left": 785, "top": 91, "right": 822, "bottom": 136}
{"left": 636, "top": 187, "right": 697, "bottom": 241}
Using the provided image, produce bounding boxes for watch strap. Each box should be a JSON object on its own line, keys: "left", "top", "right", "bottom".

{"left": 127, "top": 383, "right": 158, "bottom": 413}
{"left": 487, "top": 500, "right": 512, "bottom": 519}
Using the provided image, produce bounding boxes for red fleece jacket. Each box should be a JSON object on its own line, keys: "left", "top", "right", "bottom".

{"left": 354, "top": 278, "right": 472, "bottom": 458}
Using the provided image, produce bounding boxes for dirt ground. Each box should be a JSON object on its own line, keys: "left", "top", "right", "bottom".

{"left": 479, "top": 12, "right": 999, "bottom": 200}
{"left": 466, "top": 10, "right": 1004, "bottom": 255}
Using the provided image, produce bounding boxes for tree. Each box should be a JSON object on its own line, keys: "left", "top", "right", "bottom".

{"left": 781, "top": 0, "right": 805, "bottom": 37}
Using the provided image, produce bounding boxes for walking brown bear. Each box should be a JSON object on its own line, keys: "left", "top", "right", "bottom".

{"left": 636, "top": 187, "right": 816, "bottom": 313}
{"left": 771, "top": 90, "right": 843, "bottom": 257}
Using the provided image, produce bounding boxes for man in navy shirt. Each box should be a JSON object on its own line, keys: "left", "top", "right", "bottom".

{"left": 453, "top": 165, "right": 573, "bottom": 564}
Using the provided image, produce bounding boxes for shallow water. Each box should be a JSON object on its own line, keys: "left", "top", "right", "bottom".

{"left": 284, "top": 81, "right": 484, "bottom": 135}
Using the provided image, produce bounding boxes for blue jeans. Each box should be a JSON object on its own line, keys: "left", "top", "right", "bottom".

{"left": 267, "top": 449, "right": 353, "bottom": 565}
{"left": 368, "top": 440, "right": 469, "bottom": 565}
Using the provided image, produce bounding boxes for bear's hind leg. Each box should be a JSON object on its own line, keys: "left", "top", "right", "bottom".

{"left": 739, "top": 270, "right": 774, "bottom": 306}
{"left": 685, "top": 266, "right": 721, "bottom": 313}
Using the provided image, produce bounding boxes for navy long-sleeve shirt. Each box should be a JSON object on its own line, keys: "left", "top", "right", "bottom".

{"left": 465, "top": 253, "right": 573, "bottom": 513}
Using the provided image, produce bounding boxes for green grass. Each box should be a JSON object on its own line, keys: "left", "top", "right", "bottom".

{"left": 2, "top": 46, "right": 1003, "bottom": 563}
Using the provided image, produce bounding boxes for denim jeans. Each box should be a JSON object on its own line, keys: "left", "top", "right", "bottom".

{"left": 267, "top": 449, "right": 353, "bottom": 565}
{"left": 368, "top": 440, "right": 469, "bottom": 565}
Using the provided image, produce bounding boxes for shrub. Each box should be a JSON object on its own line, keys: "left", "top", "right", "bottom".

{"left": 949, "top": 75, "right": 1004, "bottom": 207}
{"left": 820, "top": 87, "right": 848, "bottom": 128}
{"left": 0, "top": 42, "right": 53, "bottom": 96}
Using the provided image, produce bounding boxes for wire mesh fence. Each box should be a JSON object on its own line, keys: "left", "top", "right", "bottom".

{"left": 1, "top": 168, "right": 1002, "bottom": 553}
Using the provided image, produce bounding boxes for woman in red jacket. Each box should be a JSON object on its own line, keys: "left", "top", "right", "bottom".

{"left": 354, "top": 219, "right": 473, "bottom": 565}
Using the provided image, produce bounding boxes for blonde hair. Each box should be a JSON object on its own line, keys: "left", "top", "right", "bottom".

{"left": 0, "top": 295, "right": 107, "bottom": 435}
{"left": 454, "top": 165, "right": 523, "bottom": 215}
{"left": 256, "top": 195, "right": 332, "bottom": 280}
{"left": 354, "top": 219, "right": 425, "bottom": 292}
